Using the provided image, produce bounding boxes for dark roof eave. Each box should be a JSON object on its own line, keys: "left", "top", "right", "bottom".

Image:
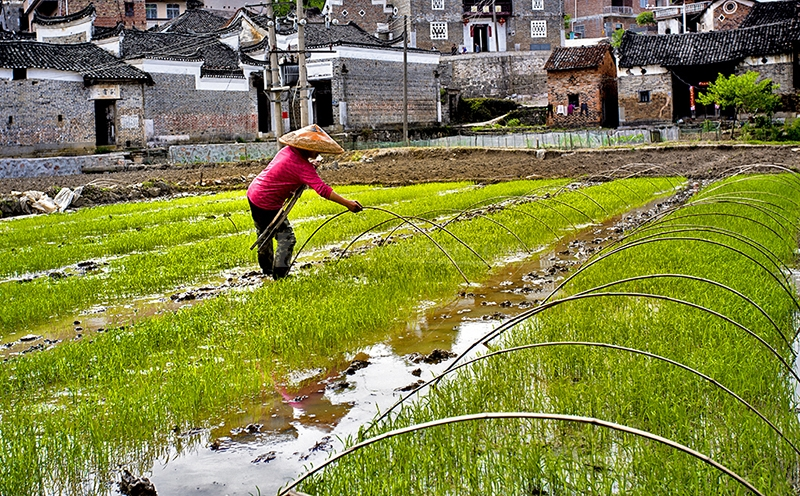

{"left": 84, "top": 75, "right": 154, "bottom": 85}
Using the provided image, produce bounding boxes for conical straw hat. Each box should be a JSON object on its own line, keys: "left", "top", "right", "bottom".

{"left": 278, "top": 124, "right": 345, "bottom": 154}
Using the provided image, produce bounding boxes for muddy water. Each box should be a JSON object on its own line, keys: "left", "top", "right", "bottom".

{"left": 129, "top": 196, "right": 681, "bottom": 496}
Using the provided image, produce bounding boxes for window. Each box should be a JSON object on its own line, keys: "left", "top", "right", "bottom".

{"left": 568, "top": 94, "right": 579, "bottom": 107}
{"left": 532, "top": 0, "right": 544, "bottom": 9}
{"left": 12, "top": 68, "right": 26, "bottom": 80}
{"left": 359, "top": 9, "right": 365, "bottom": 16}
{"left": 639, "top": 90, "right": 651, "bottom": 103}
{"left": 615, "top": 23, "right": 623, "bottom": 29}
{"left": 573, "top": 24, "right": 585, "bottom": 38}
{"left": 430, "top": 21, "right": 448, "bottom": 40}
{"left": 166, "top": 4, "right": 180, "bottom": 18}
{"left": 145, "top": 3, "right": 157, "bottom": 19}
{"left": 125, "top": 2, "right": 134, "bottom": 16}
{"left": 640, "top": 0, "right": 647, "bottom": 7}
{"left": 432, "top": 0, "right": 444, "bottom": 10}
{"left": 530, "top": 20, "right": 546, "bottom": 37}
{"left": 341, "top": 9, "right": 348, "bottom": 16}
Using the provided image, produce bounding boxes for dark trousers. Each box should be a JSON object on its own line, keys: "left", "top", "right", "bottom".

{"left": 249, "top": 200, "right": 296, "bottom": 278}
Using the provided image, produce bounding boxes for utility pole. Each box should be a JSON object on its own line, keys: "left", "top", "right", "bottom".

{"left": 403, "top": 15, "right": 408, "bottom": 144}
{"left": 265, "top": 1, "right": 284, "bottom": 140}
{"left": 491, "top": 0, "right": 499, "bottom": 52}
{"left": 297, "top": 0, "right": 310, "bottom": 126}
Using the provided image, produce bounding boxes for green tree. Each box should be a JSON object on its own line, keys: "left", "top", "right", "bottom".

{"left": 636, "top": 11, "right": 654, "bottom": 25}
{"left": 611, "top": 28, "right": 625, "bottom": 47}
{"left": 697, "top": 71, "right": 781, "bottom": 116}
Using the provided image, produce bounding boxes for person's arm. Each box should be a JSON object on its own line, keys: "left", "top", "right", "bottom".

{"left": 328, "top": 190, "right": 363, "bottom": 213}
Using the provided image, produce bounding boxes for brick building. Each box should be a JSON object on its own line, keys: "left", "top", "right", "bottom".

{"left": 118, "top": 28, "right": 263, "bottom": 144}
{"left": 653, "top": 0, "right": 753, "bottom": 35}
{"left": 565, "top": 0, "right": 655, "bottom": 40}
{"left": 544, "top": 43, "right": 617, "bottom": 127}
{"left": 617, "top": 20, "right": 799, "bottom": 125}
{"left": 0, "top": 39, "right": 151, "bottom": 156}
{"left": 25, "top": 0, "right": 148, "bottom": 29}
{"left": 323, "top": 0, "right": 562, "bottom": 54}
{"left": 237, "top": 11, "right": 442, "bottom": 130}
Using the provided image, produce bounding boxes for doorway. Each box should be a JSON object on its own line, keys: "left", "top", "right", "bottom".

{"left": 472, "top": 24, "right": 489, "bottom": 52}
{"left": 95, "top": 100, "right": 116, "bottom": 146}
{"left": 254, "top": 75, "right": 271, "bottom": 133}
{"left": 311, "top": 80, "right": 333, "bottom": 127}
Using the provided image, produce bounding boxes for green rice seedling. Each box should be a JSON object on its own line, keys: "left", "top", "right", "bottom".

{"left": 0, "top": 178, "right": 678, "bottom": 494}
{"left": 298, "top": 175, "right": 800, "bottom": 495}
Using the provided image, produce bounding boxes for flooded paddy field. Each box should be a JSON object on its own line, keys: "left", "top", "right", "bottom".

{"left": 1, "top": 159, "right": 799, "bottom": 495}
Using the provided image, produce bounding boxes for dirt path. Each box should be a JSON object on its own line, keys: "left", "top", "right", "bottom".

{"left": 1, "top": 144, "right": 797, "bottom": 206}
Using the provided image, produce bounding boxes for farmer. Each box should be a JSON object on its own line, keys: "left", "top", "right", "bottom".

{"left": 247, "top": 124, "right": 363, "bottom": 279}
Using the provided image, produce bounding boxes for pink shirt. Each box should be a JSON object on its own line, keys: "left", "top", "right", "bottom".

{"left": 246, "top": 146, "right": 333, "bottom": 210}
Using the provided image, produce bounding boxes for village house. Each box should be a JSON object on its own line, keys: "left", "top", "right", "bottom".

{"left": 564, "top": 0, "right": 655, "bottom": 40}
{"left": 232, "top": 9, "right": 441, "bottom": 131}
{"left": 544, "top": 43, "right": 617, "bottom": 127}
{"left": 616, "top": 19, "right": 799, "bottom": 125}
{"left": 0, "top": 37, "right": 151, "bottom": 156}
{"left": 653, "top": 0, "right": 754, "bottom": 35}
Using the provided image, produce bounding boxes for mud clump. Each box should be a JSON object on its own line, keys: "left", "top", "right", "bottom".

{"left": 407, "top": 348, "right": 457, "bottom": 364}
{"left": 344, "top": 359, "right": 371, "bottom": 375}
{"left": 119, "top": 469, "right": 157, "bottom": 496}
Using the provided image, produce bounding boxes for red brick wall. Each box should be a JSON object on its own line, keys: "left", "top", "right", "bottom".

{"left": 547, "top": 50, "right": 616, "bottom": 127}
{"left": 712, "top": 2, "right": 751, "bottom": 30}
{"left": 70, "top": 0, "right": 147, "bottom": 29}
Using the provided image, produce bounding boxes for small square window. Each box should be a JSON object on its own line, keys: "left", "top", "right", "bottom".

{"left": 341, "top": 9, "right": 348, "bottom": 16}
{"left": 145, "top": 3, "right": 157, "bottom": 19}
{"left": 482, "top": 5, "right": 490, "bottom": 12}
{"left": 568, "top": 94, "right": 579, "bottom": 107}
{"left": 532, "top": 0, "right": 544, "bottom": 9}
{"left": 166, "top": 3, "right": 180, "bottom": 18}
{"left": 530, "top": 20, "right": 546, "bottom": 37}
{"left": 430, "top": 21, "right": 448, "bottom": 40}
{"left": 125, "top": 2, "right": 134, "bottom": 16}
{"left": 12, "top": 68, "right": 26, "bottom": 80}
{"left": 432, "top": 0, "right": 444, "bottom": 9}
{"left": 471, "top": 5, "right": 477, "bottom": 11}
{"left": 639, "top": 90, "right": 651, "bottom": 103}
{"left": 359, "top": 9, "right": 365, "bottom": 16}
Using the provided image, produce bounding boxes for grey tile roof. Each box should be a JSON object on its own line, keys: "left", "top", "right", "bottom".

{"left": 157, "top": 8, "right": 232, "bottom": 34}
{"left": 0, "top": 40, "right": 152, "bottom": 82}
{"left": 121, "top": 29, "right": 245, "bottom": 77}
{"left": 544, "top": 44, "right": 612, "bottom": 71}
{"left": 32, "top": 3, "right": 95, "bottom": 26}
{"left": 740, "top": 0, "right": 799, "bottom": 28}
{"left": 304, "top": 22, "right": 395, "bottom": 48}
{"left": 94, "top": 22, "right": 125, "bottom": 40}
{"left": 0, "top": 30, "right": 35, "bottom": 40}
{"left": 618, "top": 21, "right": 799, "bottom": 67}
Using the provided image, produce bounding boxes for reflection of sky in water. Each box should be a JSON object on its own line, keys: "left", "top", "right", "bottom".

{"left": 145, "top": 328, "right": 496, "bottom": 496}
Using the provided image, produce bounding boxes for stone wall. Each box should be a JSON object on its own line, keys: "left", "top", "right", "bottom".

{"left": 738, "top": 59, "right": 794, "bottom": 98}
{"left": 116, "top": 83, "right": 147, "bottom": 149}
{"left": 144, "top": 73, "right": 259, "bottom": 144}
{"left": 618, "top": 70, "right": 672, "bottom": 125}
{"left": 442, "top": 51, "right": 548, "bottom": 103}
{"left": 0, "top": 78, "right": 147, "bottom": 157}
{"left": 0, "top": 78, "right": 94, "bottom": 156}
{"left": 168, "top": 142, "right": 277, "bottom": 164}
{"left": 334, "top": 56, "right": 440, "bottom": 129}
{"left": 0, "top": 153, "right": 128, "bottom": 179}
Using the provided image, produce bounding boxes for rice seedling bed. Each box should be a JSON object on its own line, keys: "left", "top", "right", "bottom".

{"left": 0, "top": 177, "right": 680, "bottom": 495}
{"left": 297, "top": 174, "right": 800, "bottom": 495}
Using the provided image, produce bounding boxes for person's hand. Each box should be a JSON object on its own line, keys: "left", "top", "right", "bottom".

{"left": 348, "top": 200, "right": 363, "bottom": 213}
